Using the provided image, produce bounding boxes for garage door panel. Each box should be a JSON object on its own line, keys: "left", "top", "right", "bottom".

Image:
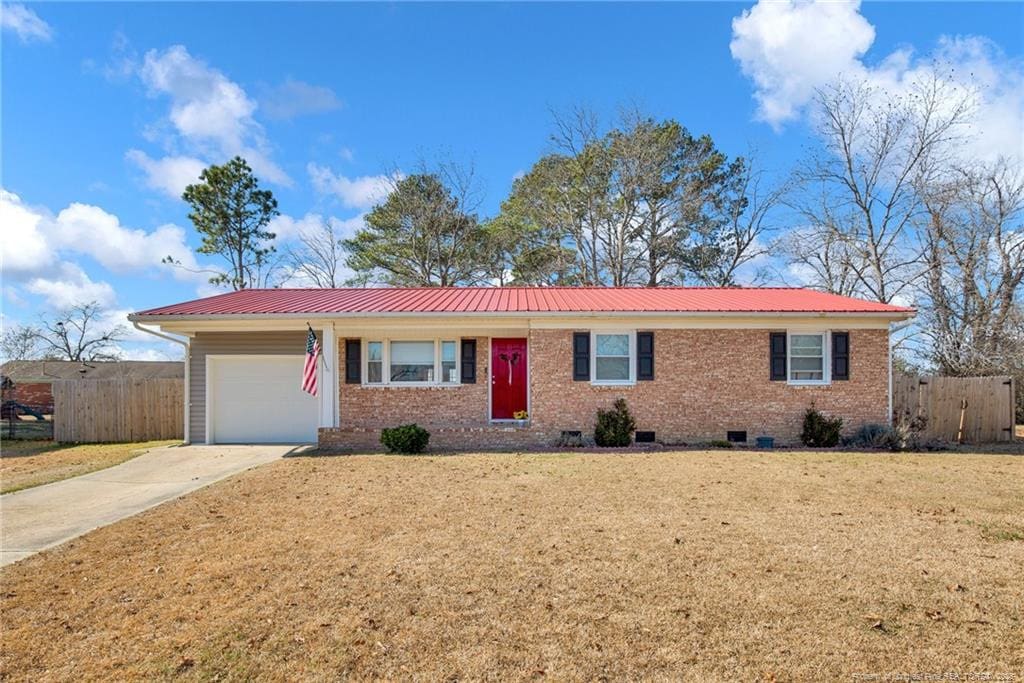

{"left": 209, "top": 356, "right": 318, "bottom": 443}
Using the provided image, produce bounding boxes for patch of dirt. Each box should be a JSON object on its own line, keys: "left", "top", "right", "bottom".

{"left": 1, "top": 450, "right": 1021, "bottom": 679}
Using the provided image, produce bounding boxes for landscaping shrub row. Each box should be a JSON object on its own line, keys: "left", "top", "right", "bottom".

{"left": 379, "top": 400, "right": 942, "bottom": 453}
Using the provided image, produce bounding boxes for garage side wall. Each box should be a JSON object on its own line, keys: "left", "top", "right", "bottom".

{"left": 189, "top": 332, "right": 309, "bottom": 443}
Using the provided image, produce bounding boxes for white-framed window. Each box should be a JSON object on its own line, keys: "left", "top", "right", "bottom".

{"left": 591, "top": 331, "right": 635, "bottom": 385}
{"left": 788, "top": 331, "right": 829, "bottom": 384}
{"left": 366, "top": 341, "right": 383, "bottom": 383}
{"left": 363, "top": 338, "right": 460, "bottom": 386}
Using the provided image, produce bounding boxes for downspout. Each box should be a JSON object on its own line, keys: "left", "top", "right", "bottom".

{"left": 131, "top": 320, "right": 191, "bottom": 444}
{"left": 888, "top": 320, "right": 914, "bottom": 426}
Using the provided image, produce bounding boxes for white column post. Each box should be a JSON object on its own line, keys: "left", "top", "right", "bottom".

{"left": 320, "top": 323, "right": 337, "bottom": 428}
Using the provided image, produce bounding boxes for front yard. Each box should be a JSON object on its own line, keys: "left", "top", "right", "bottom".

{"left": 0, "top": 440, "right": 179, "bottom": 493}
{"left": 1, "top": 449, "right": 1021, "bottom": 679}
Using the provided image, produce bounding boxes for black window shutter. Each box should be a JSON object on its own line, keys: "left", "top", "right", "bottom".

{"left": 460, "top": 339, "right": 477, "bottom": 384}
{"left": 572, "top": 332, "right": 590, "bottom": 381}
{"left": 769, "top": 332, "right": 787, "bottom": 381}
{"left": 637, "top": 331, "right": 654, "bottom": 381}
{"left": 345, "top": 339, "right": 361, "bottom": 384}
{"left": 832, "top": 332, "right": 850, "bottom": 381}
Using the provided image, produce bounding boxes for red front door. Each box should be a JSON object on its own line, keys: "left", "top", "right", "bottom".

{"left": 491, "top": 338, "right": 528, "bottom": 420}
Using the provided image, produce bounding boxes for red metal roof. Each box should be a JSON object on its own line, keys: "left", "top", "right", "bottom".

{"left": 132, "top": 287, "right": 914, "bottom": 317}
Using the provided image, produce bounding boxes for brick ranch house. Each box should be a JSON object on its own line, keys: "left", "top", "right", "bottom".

{"left": 128, "top": 287, "right": 915, "bottom": 449}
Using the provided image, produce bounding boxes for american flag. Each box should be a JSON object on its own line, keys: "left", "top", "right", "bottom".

{"left": 302, "top": 328, "right": 320, "bottom": 396}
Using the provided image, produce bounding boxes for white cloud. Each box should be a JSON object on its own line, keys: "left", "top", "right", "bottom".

{"left": 258, "top": 79, "right": 342, "bottom": 121}
{"left": 82, "top": 31, "right": 137, "bottom": 83}
{"left": 307, "top": 163, "right": 396, "bottom": 210}
{"left": 1, "top": 3, "right": 52, "bottom": 43}
{"left": 115, "top": 343, "right": 184, "bottom": 361}
{"left": 0, "top": 189, "right": 56, "bottom": 277}
{"left": 932, "top": 37, "right": 1024, "bottom": 165}
{"left": 730, "top": 0, "right": 1024, "bottom": 164}
{"left": 50, "top": 202, "right": 200, "bottom": 275}
{"left": 25, "top": 262, "right": 117, "bottom": 309}
{"left": 140, "top": 45, "right": 256, "bottom": 151}
{"left": 0, "top": 188, "right": 205, "bottom": 289}
{"left": 730, "top": 0, "right": 874, "bottom": 129}
{"left": 137, "top": 45, "right": 290, "bottom": 185}
{"left": 0, "top": 189, "right": 221, "bottom": 356}
{"left": 268, "top": 212, "right": 325, "bottom": 243}
{"left": 269, "top": 212, "right": 365, "bottom": 244}
{"left": 125, "top": 149, "right": 205, "bottom": 198}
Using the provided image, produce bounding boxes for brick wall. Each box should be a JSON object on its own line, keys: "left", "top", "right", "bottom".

{"left": 7, "top": 382, "right": 54, "bottom": 413}
{"left": 321, "top": 328, "right": 889, "bottom": 451}
{"left": 337, "top": 337, "right": 490, "bottom": 429}
{"left": 529, "top": 328, "right": 889, "bottom": 445}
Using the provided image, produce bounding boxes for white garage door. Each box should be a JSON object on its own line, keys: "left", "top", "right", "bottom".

{"left": 208, "top": 355, "right": 318, "bottom": 443}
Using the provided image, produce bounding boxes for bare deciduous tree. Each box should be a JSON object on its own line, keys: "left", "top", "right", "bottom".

{"left": 285, "top": 219, "right": 347, "bottom": 288}
{"left": 31, "top": 302, "right": 125, "bottom": 362}
{"left": 917, "top": 160, "right": 1024, "bottom": 376}
{"left": 1, "top": 325, "right": 43, "bottom": 362}
{"left": 775, "top": 223, "right": 862, "bottom": 297}
{"left": 791, "top": 74, "right": 973, "bottom": 303}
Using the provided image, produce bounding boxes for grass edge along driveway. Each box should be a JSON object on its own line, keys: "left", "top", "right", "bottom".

{"left": 0, "top": 440, "right": 180, "bottom": 494}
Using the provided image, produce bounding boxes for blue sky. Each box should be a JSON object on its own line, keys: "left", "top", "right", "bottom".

{"left": 2, "top": 1, "right": 1022, "bottom": 358}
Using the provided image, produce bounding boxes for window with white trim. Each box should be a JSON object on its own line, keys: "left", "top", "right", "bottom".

{"left": 367, "top": 341, "right": 383, "bottom": 383}
{"left": 592, "top": 331, "right": 635, "bottom": 384}
{"left": 788, "top": 332, "right": 827, "bottom": 383}
{"left": 363, "top": 339, "right": 460, "bottom": 385}
{"left": 441, "top": 340, "right": 458, "bottom": 383}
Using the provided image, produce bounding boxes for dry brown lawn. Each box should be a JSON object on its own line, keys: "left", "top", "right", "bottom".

{"left": 1, "top": 450, "right": 1022, "bottom": 681}
{"left": 0, "top": 440, "right": 179, "bottom": 493}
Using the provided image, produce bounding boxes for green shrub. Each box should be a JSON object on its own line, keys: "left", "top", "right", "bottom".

{"left": 704, "top": 439, "right": 734, "bottom": 449}
{"left": 800, "top": 406, "right": 843, "bottom": 447}
{"left": 594, "top": 398, "right": 636, "bottom": 447}
{"left": 380, "top": 424, "right": 430, "bottom": 454}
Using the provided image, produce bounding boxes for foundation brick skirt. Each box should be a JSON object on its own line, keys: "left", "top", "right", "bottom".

{"left": 319, "top": 425, "right": 551, "bottom": 452}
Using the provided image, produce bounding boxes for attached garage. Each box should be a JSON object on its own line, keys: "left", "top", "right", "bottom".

{"left": 206, "top": 355, "right": 318, "bottom": 444}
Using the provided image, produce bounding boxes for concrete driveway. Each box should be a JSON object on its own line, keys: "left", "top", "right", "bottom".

{"left": 1, "top": 444, "right": 298, "bottom": 567}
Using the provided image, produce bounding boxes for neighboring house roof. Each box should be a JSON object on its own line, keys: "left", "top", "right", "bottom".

{"left": 131, "top": 287, "right": 915, "bottom": 318}
{"left": 0, "top": 360, "right": 184, "bottom": 383}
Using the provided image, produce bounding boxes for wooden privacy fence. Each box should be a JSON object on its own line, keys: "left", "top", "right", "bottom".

{"left": 893, "top": 374, "right": 1016, "bottom": 443}
{"left": 53, "top": 378, "right": 183, "bottom": 443}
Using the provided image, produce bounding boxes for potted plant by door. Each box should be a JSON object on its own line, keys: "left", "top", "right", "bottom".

{"left": 513, "top": 410, "right": 529, "bottom": 427}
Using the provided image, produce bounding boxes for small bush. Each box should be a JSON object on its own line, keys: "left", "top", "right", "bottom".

{"left": 557, "top": 430, "right": 584, "bottom": 448}
{"left": 800, "top": 406, "right": 843, "bottom": 447}
{"left": 380, "top": 424, "right": 430, "bottom": 454}
{"left": 704, "top": 439, "right": 734, "bottom": 449}
{"left": 594, "top": 398, "right": 636, "bottom": 447}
